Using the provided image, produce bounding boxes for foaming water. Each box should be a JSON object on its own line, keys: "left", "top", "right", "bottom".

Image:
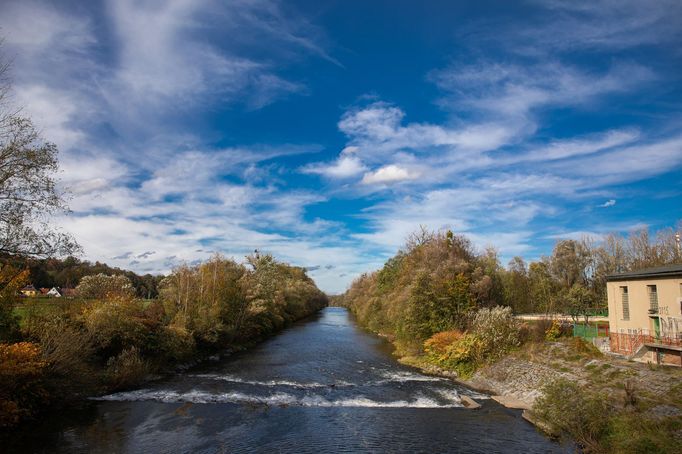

{"left": 375, "top": 369, "right": 446, "bottom": 383}
{"left": 187, "top": 373, "right": 347, "bottom": 388}
{"left": 14, "top": 307, "right": 569, "bottom": 453}
{"left": 97, "top": 388, "right": 463, "bottom": 408}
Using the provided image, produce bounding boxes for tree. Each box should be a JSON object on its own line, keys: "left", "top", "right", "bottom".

{"left": 550, "top": 240, "right": 590, "bottom": 289}
{"left": 528, "top": 260, "right": 556, "bottom": 314}
{"left": 0, "top": 265, "right": 27, "bottom": 341}
{"left": 502, "top": 256, "right": 531, "bottom": 313}
{"left": 0, "top": 47, "right": 78, "bottom": 260}
{"left": 76, "top": 274, "right": 136, "bottom": 300}
{"left": 567, "top": 284, "right": 594, "bottom": 325}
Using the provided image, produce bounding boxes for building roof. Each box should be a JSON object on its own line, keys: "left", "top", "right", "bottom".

{"left": 606, "top": 264, "right": 682, "bottom": 282}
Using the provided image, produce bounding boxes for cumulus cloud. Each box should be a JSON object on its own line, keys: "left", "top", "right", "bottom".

{"left": 338, "top": 102, "right": 516, "bottom": 159}
{"left": 361, "top": 165, "right": 419, "bottom": 185}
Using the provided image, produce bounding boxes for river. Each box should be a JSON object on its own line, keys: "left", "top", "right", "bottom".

{"left": 10, "top": 307, "right": 569, "bottom": 453}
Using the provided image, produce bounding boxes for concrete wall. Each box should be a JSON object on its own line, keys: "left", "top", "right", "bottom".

{"left": 607, "top": 277, "right": 682, "bottom": 338}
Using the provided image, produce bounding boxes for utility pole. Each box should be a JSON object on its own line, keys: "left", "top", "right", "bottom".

{"left": 676, "top": 232, "right": 681, "bottom": 257}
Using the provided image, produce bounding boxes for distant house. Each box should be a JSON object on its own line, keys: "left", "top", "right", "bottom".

{"left": 46, "top": 287, "right": 63, "bottom": 298}
{"left": 20, "top": 285, "right": 38, "bottom": 297}
{"left": 606, "top": 264, "right": 682, "bottom": 366}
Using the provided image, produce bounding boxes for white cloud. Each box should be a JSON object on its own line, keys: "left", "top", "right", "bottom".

{"left": 0, "top": 1, "right": 94, "bottom": 51}
{"left": 561, "top": 136, "right": 682, "bottom": 184}
{"left": 302, "top": 155, "right": 367, "bottom": 178}
{"left": 431, "top": 62, "right": 654, "bottom": 121}
{"left": 509, "top": 129, "right": 639, "bottom": 164}
{"left": 520, "top": 0, "right": 682, "bottom": 53}
{"left": 13, "top": 85, "right": 86, "bottom": 150}
{"left": 338, "top": 102, "right": 517, "bottom": 159}
{"left": 599, "top": 199, "right": 616, "bottom": 208}
{"left": 361, "top": 165, "right": 419, "bottom": 185}
{"left": 100, "top": 0, "right": 314, "bottom": 122}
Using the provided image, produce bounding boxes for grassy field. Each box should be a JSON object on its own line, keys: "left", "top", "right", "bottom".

{"left": 12, "top": 298, "right": 90, "bottom": 328}
{"left": 12, "top": 298, "right": 157, "bottom": 327}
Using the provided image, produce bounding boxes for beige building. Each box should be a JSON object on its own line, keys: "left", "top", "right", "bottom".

{"left": 606, "top": 264, "right": 682, "bottom": 366}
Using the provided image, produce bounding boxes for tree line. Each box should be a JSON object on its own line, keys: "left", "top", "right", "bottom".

{"left": 0, "top": 254, "right": 165, "bottom": 298}
{"left": 339, "top": 225, "right": 681, "bottom": 353}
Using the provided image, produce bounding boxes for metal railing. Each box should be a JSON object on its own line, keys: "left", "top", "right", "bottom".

{"left": 609, "top": 329, "right": 682, "bottom": 355}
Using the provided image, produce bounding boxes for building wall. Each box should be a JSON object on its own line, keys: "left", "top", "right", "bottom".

{"left": 606, "top": 277, "right": 682, "bottom": 338}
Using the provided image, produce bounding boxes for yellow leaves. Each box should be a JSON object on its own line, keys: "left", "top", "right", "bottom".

{"left": 0, "top": 342, "right": 46, "bottom": 376}
{"left": 545, "top": 320, "right": 561, "bottom": 341}
{"left": 424, "top": 330, "right": 482, "bottom": 365}
{"left": 444, "top": 334, "right": 483, "bottom": 363}
{"left": 0, "top": 342, "right": 48, "bottom": 427}
{"left": 0, "top": 265, "right": 29, "bottom": 296}
{"left": 424, "top": 330, "right": 464, "bottom": 356}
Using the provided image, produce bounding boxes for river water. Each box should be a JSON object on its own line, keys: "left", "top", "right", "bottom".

{"left": 13, "top": 307, "right": 569, "bottom": 453}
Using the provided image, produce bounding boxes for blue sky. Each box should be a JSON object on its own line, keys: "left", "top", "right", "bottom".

{"left": 1, "top": 0, "right": 681, "bottom": 293}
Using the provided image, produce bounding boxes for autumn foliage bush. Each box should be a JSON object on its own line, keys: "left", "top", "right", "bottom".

{"left": 0, "top": 266, "right": 28, "bottom": 342}
{"left": 423, "top": 306, "right": 520, "bottom": 377}
{"left": 34, "top": 318, "right": 94, "bottom": 380}
{"left": 545, "top": 320, "right": 562, "bottom": 341}
{"left": 82, "top": 297, "right": 150, "bottom": 358}
{"left": 423, "top": 330, "right": 464, "bottom": 356}
{"left": 424, "top": 330, "right": 482, "bottom": 377}
{"left": 0, "top": 342, "right": 48, "bottom": 427}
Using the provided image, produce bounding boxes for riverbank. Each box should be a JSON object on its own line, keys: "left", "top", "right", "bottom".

{"left": 8, "top": 305, "right": 330, "bottom": 427}
{"left": 397, "top": 336, "right": 682, "bottom": 451}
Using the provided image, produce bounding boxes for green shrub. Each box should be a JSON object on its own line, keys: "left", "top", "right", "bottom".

{"left": 532, "top": 378, "right": 610, "bottom": 452}
{"left": 105, "top": 347, "right": 149, "bottom": 390}
{"left": 607, "top": 413, "right": 681, "bottom": 454}
{"left": 83, "top": 298, "right": 148, "bottom": 358}
{"left": 157, "top": 325, "right": 196, "bottom": 363}
{"left": 469, "top": 306, "right": 519, "bottom": 359}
